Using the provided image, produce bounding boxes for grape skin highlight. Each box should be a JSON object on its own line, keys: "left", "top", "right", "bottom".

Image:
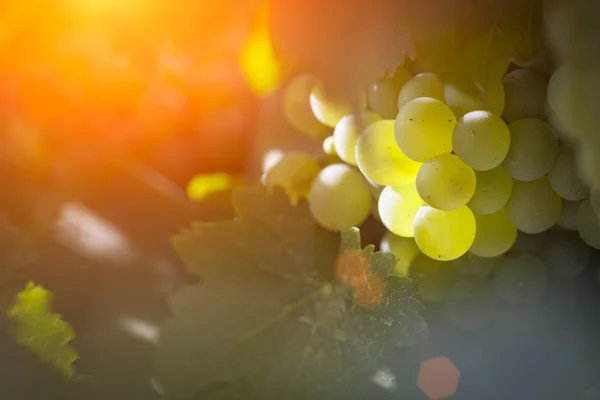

{"left": 505, "top": 177, "right": 562, "bottom": 234}
{"left": 413, "top": 205, "right": 476, "bottom": 261}
{"left": 356, "top": 120, "right": 422, "bottom": 186}
{"left": 416, "top": 154, "right": 476, "bottom": 211}
{"left": 308, "top": 164, "right": 371, "bottom": 231}
{"left": 394, "top": 97, "right": 456, "bottom": 162}
{"left": 333, "top": 112, "right": 382, "bottom": 165}
{"left": 467, "top": 167, "right": 513, "bottom": 215}
{"left": 378, "top": 184, "right": 423, "bottom": 238}
{"left": 265, "top": 152, "right": 321, "bottom": 203}
{"left": 502, "top": 118, "right": 559, "bottom": 181}
{"left": 452, "top": 111, "right": 511, "bottom": 171}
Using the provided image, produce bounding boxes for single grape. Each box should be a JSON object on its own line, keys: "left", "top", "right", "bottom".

{"left": 394, "top": 97, "right": 456, "bottom": 162}
{"left": 444, "top": 80, "right": 505, "bottom": 118}
{"left": 452, "top": 111, "right": 511, "bottom": 171}
{"left": 397, "top": 72, "right": 445, "bottom": 111}
{"left": 470, "top": 208, "right": 518, "bottom": 258}
{"left": 356, "top": 120, "right": 422, "bottom": 186}
{"left": 502, "top": 118, "right": 559, "bottom": 181}
{"left": 310, "top": 83, "right": 367, "bottom": 128}
{"left": 378, "top": 184, "right": 423, "bottom": 238}
{"left": 501, "top": 69, "right": 548, "bottom": 123}
{"left": 415, "top": 154, "right": 476, "bottom": 211}
{"left": 282, "top": 74, "right": 327, "bottom": 139}
{"left": 548, "top": 144, "right": 590, "bottom": 200}
{"left": 413, "top": 205, "right": 476, "bottom": 261}
{"left": 541, "top": 231, "right": 589, "bottom": 279}
{"left": 333, "top": 112, "right": 382, "bottom": 165}
{"left": 308, "top": 164, "right": 371, "bottom": 231}
{"left": 380, "top": 231, "right": 421, "bottom": 276}
{"left": 557, "top": 200, "right": 580, "bottom": 231}
{"left": 452, "top": 253, "right": 499, "bottom": 278}
{"left": 493, "top": 254, "right": 549, "bottom": 305}
{"left": 322, "top": 135, "right": 336, "bottom": 156}
{"left": 505, "top": 177, "right": 562, "bottom": 234}
{"left": 444, "top": 279, "right": 497, "bottom": 330}
{"left": 467, "top": 167, "right": 513, "bottom": 215}
{"left": 547, "top": 66, "right": 576, "bottom": 131}
{"left": 591, "top": 186, "right": 600, "bottom": 217}
{"left": 409, "top": 254, "right": 458, "bottom": 303}
{"left": 509, "top": 231, "right": 548, "bottom": 255}
{"left": 576, "top": 199, "right": 600, "bottom": 249}
{"left": 368, "top": 68, "right": 411, "bottom": 119}
{"left": 265, "top": 152, "right": 321, "bottom": 203}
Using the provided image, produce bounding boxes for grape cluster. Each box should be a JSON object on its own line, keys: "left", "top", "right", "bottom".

{"left": 265, "top": 60, "right": 598, "bottom": 326}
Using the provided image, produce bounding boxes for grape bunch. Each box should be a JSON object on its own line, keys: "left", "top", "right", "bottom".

{"left": 263, "top": 59, "right": 598, "bottom": 328}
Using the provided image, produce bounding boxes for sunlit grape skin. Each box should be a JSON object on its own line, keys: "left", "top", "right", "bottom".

{"left": 333, "top": 112, "right": 382, "bottom": 166}
{"left": 415, "top": 154, "right": 476, "bottom": 211}
{"left": 356, "top": 120, "right": 422, "bottom": 186}
{"left": 505, "top": 177, "right": 562, "bottom": 234}
{"left": 378, "top": 184, "right": 423, "bottom": 238}
{"left": 265, "top": 152, "right": 321, "bottom": 203}
{"left": 413, "top": 205, "right": 476, "bottom": 261}
{"left": 394, "top": 97, "right": 456, "bottom": 162}
{"left": 308, "top": 164, "right": 371, "bottom": 232}
{"left": 452, "top": 111, "right": 510, "bottom": 171}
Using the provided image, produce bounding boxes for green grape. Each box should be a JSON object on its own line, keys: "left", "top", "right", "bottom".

{"left": 378, "top": 184, "right": 423, "bottom": 238}
{"left": 409, "top": 254, "right": 458, "bottom": 303}
{"left": 444, "top": 80, "right": 505, "bottom": 118}
{"left": 310, "top": 83, "right": 367, "bottom": 128}
{"left": 444, "top": 279, "right": 497, "bottom": 330}
{"left": 591, "top": 186, "right": 600, "bottom": 217}
{"left": 332, "top": 112, "right": 382, "bottom": 165}
{"left": 356, "top": 120, "right": 422, "bottom": 186}
{"left": 470, "top": 208, "right": 517, "bottom": 258}
{"left": 576, "top": 199, "right": 600, "bottom": 249}
{"left": 265, "top": 152, "right": 321, "bottom": 203}
{"left": 546, "top": 66, "right": 576, "bottom": 132}
{"left": 282, "top": 74, "right": 328, "bottom": 139}
{"left": 492, "top": 254, "right": 549, "bottom": 305}
{"left": 308, "top": 164, "right": 371, "bottom": 231}
{"left": 502, "top": 118, "right": 559, "bottom": 181}
{"left": 380, "top": 231, "right": 421, "bottom": 276}
{"left": 368, "top": 68, "right": 411, "bottom": 119}
{"left": 467, "top": 167, "right": 513, "bottom": 215}
{"left": 505, "top": 177, "right": 562, "bottom": 234}
{"left": 548, "top": 144, "right": 590, "bottom": 201}
{"left": 415, "top": 154, "right": 476, "bottom": 211}
{"left": 557, "top": 200, "right": 580, "bottom": 231}
{"left": 397, "top": 72, "right": 445, "bottom": 111}
{"left": 322, "top": 135, "right": 336, "bottom": 156}
{"left": 510, "top": 231, "right": 548, "bottom": 255}
{"left": 541, "top": 231, "right": 589, "bottom": 279}
{"left": 452, "top": 253, "right": 499, "bottom": 278}
{"left": 413, "top": 205, "right": 476, "bottom": 261}
{"left": 394, "top": 97, "right": 456, "bottom": 162}
{"left": 452, "top": 111, "right": 511, "bottom": 171}
{"left": 501, "top": 69, "right": 548, "bottom": 123}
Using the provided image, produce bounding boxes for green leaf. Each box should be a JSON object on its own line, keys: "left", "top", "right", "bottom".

{"left": 7, "top": 282, "right": 78, "bottom": 379}
{"left": 154, "top": 186, "right": 427, "bottom": 399}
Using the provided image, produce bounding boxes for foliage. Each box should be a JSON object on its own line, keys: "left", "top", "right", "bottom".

{"left": 153, "top": 186, "right": 427, "bottom": 399}
{"left": 7, "top": 281, "right": 78, "bottom": 379}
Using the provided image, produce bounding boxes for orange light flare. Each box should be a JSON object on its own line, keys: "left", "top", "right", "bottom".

{"left": 0, "top": 0, "right": 264, "bottom": 186}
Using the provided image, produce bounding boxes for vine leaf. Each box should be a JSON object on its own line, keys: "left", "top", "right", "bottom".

{"left": 153, "top": 186, "right": 427, "bottom": 399}
{"left": 7, "top": 281, "right": 78, "bottom": 379}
